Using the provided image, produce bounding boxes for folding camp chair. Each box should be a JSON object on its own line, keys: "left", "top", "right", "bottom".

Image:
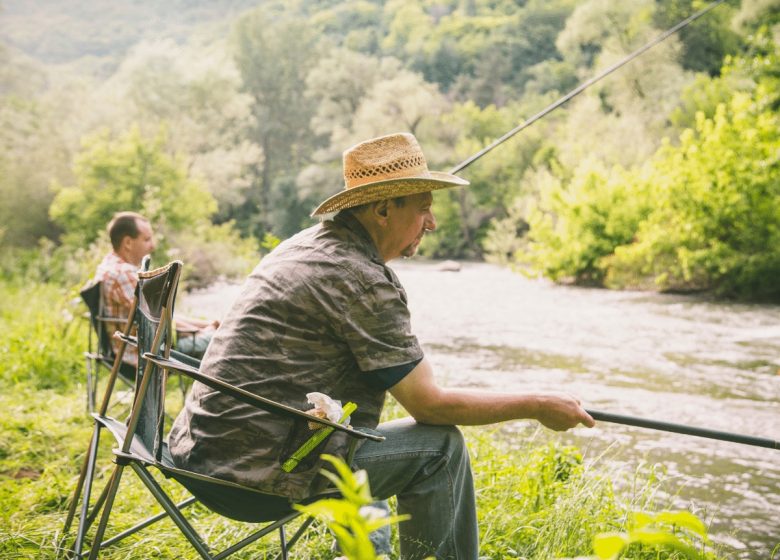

{"left": 80, "top": 283, "right": 136, "bottom": 412}
{"left": 60, "top": 260, "right": 384, "bottom": 559}
{"left": 80, "top": 256, "right": 153, "bottom": 412}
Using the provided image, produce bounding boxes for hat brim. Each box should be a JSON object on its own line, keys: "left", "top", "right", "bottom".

{"left": 311, "top": 172, "right": 469, "bottom": 216}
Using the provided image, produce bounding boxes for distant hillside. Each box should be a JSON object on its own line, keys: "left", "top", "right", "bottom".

{"left": 0, "top": 0, "right": 260, "bottom": 73}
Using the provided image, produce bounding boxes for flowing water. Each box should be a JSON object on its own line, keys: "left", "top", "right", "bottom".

{"left": 181, "top": 260, "right": 780, "bottom": 559}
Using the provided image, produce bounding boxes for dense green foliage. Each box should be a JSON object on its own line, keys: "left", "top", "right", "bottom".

{"left": 517, "top": 34, "right": 780, "bottom": 299}
{"left": 1, "top": 0, "right": 778, "bottom": 293}
{"left": 608, "top": 93, "right": 780, "bottom": 299}
{"left": 49, "top": 126, "right": 216, "bottom": 248}
{"left": 46, "top": 127, "right": 258, "bottom": 288}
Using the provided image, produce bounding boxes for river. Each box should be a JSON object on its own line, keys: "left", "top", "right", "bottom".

{"left": 180, "top": 260, "right": 780, "bottom": 559}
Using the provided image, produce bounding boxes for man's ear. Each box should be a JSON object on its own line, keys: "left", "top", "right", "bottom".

{"left": 373, "top": 200, "right": 390, "bottom": 223}
{"left": 119, "top": 235, "right": 132, "bottom": 253}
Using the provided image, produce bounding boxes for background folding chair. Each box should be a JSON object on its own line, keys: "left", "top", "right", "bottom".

{"left": 80, "top": 256, "right": 151, "bottom": 412}
{"left": 61, "top": 260, "right": 383, "bottom": 560}
{"left": 80, "top": 280, "right": 136, "bottom": 412}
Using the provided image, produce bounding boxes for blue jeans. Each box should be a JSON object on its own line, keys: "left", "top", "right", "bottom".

{"left": 174, "top": 330, "right": 213, "bottom": 360}
{"left": 353, "top": 418, "right": 479, "bottom": 560}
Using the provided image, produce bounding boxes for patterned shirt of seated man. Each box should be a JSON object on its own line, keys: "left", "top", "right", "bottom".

{"left": 95, "top": 251, "right": 140, "bottom": 365}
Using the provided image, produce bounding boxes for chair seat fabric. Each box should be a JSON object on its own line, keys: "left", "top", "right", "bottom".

{"left": 171, "top": 470, "right": 297, "bottom": 523}
{"left": 95, "top": 414, "right": 298, "bottom": 523}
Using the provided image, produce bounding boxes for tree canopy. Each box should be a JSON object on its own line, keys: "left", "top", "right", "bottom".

{"left": 1, "top": 0, "right": 778, "bottom": 298}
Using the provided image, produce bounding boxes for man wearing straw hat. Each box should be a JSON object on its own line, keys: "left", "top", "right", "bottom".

{"left": 169, "top": 132, "right": 594, "bottom": 559}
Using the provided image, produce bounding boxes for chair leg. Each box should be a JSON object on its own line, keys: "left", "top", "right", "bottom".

{"left": 85, "top": 358, "right": 96, "bottom": 414}
{"left": 278, "top": 526, "right": 288, "bottom": 560}
{"left": 84, "top": 477, "right": 113, "bottom": 531}
{"left": 86, "top": 464, "right": 125, "bottom": 560}
{"left": 283, "top": 516, "right": 315, "bottom": 554}
{"left": 99, "top": 497, "right": 197, "bottom": 549}
{"left": 60, "top": 425, "right": 102, "bottom": 558}
{"left": 131, "top": 463, "right": 212, "bottom": 559}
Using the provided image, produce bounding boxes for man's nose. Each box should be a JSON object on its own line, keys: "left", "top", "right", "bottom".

{"left": 425, "top": 213, "right": 436, "bottom": 232}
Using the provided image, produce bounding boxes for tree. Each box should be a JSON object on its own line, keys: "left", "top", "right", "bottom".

{"left": 517, "top": 158, "right": 650, "bottom": 284}
{"left": 653, "top": 0, "right": 741, "bottom": 76}
{"left": 49, "top": 126, "right": 216, "bottom": 250}
{"left": 555, "top": 0, "right": 645, "bottom": 69}
{"left": 0, "top": 43, "right": 69, "bottom": 247}
{"left": 95, "top": 38, "right": 261, "bottom": 225}
{"left": 553, "top": 0, "right": 695, "bottom": 169}
{"left": 380, "top": 0, "right": 575, "bottom": 106}
{"left": 299, "top": 53, "right": 448, "bottom": 226}
{"left": 421, "top": 99, "right": 551, "bottom": 259}
{"left": 305, "top": 50, "right": 403, "bottom": 156}
{"left": 309, "top": 1, "right": 384, "bottom": 54}
{"left": 232, "top": 9, "right": 322, "bottom": 237}
{"left": 351, "top": 69, "right": 448, "bottom": 139}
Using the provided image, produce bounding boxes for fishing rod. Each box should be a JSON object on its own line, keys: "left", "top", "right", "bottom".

{"left": 449, "top": 0, "right": 728, "bottom": 175}
{"left": 444, "top": 1, "right": 769, "bottom": 451}
{"left": 586, "top": 409, "right": 780, "bottom": 450}
{"left": 443, "top": 0, "right": 774, "bottom": 451}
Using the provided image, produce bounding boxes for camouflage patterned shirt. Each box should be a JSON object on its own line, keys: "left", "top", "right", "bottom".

{"left": 168, "top": 212, "right": 423, "bottom": 500}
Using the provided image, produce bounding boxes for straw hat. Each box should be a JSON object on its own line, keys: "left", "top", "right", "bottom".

{"left": 311, "top": 132, "right": 469, "bottom": 216}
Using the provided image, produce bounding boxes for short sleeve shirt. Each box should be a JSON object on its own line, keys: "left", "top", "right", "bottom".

{"left": 168, "top": 213, "right": 423, "bottom": 500}
{"left": 95, "top": 252, "right": 139, "bottom": 363}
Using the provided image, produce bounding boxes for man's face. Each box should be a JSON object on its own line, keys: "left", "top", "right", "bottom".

{"left": 125, "top": 219, "right": 155, "bottom": 266}
{"left": 386, "top": 192, "right": 436, "bottom": 260}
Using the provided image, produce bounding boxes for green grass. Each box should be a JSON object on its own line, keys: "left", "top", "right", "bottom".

{"left": 0, "top": 279, "right": 722, "bottom": 559}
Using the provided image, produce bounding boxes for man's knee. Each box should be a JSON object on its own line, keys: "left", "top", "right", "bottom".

{"left": 436, "top": 424, "right": 468, "bottom": 459}
{"left": 413, "top": 424, "right": 470, "bottom": 478}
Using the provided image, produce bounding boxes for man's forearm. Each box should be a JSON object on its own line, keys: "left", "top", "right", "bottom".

{"left": 389, "top": 358, "right": 595, "bottom": 431}
{"left": 413, "top": 389, "right": 593, "bottom": 431}
{"left": 412, "top": 389, "right": 540, "bottom": 425}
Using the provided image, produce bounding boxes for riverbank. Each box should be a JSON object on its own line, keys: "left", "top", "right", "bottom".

{"left": 181, "top": 260, "right": 780, "bottom": 559}
{"left": 0, "top": 276, "right": 724, "bottom": 558}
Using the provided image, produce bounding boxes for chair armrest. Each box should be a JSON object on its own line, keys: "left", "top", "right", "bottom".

{"left": 113, "top": 332, "right": 138, "bottom": 347}
{"left": 169, "top": 348, "right": 201, "bottom": 369}
{"left": 143, "top": 353, "right": 385, "bottom": 443}
{"left": 96, "top": 315, "right": 126, "bottom": 323}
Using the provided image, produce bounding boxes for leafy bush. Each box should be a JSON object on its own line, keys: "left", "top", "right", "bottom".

{"left": 518, "top": 159, "right": 651, "bottom": 285}
{"left": 168, "top": 221, "right": 259, "bottom": 291}
{"left": 606, "top": 93, "right": 780, "bottom": 299}
{"left": 517, "top": 66, "right": 780, "bottom": 301}
{"left": 0, "top": 240, "right": 107, "bottom": 288}
{"left": 590, "top": 510, "right": 713, "bottom": 560}
{"left": 49, "top": 125, "right": 216, "bottom": 251}
{"left": 46, "top": 125, "right": 259, "bottom": 289}
{"left": 296, "top": 455, "right": 408, "bottom": 560}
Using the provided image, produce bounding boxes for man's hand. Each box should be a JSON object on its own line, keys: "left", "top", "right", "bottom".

{"left": 533, "top": 392, "right": 595, "bottom": 431}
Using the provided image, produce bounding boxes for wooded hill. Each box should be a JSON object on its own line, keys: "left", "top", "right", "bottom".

{"left": 1, "top": 0, "right": 778, "bottom": 298}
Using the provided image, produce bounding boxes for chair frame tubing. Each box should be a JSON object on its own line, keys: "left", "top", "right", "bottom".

{"left": 85, "top": 275, "right": 175, "bottom": 560}
{"left": 62, "top": 262, "right": 352, "bottom": 559}
{"left": 61, "top": 298, "right": 139, "bottom": 558}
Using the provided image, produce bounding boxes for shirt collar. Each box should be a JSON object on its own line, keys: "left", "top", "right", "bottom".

{"left": 333, "top": 211, "right": 384, "bottom": 264}
{"left": 109, "top": 251, "right": 136, "bottom": 268}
